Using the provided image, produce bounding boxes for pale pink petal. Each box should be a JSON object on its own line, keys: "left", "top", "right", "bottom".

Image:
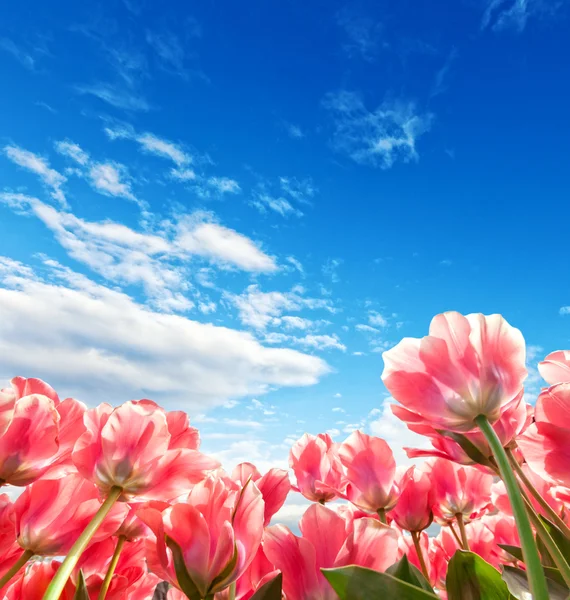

{"left": 538, "top": 350, "right": 570, "bottom": 385}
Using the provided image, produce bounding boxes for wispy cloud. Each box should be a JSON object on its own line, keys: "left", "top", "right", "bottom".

{"left": 336, "top": 9, "right": 384, "bottom": 61}
{"left": 481, "top": 0, "right": 556, "bottom": 32}
{"left": 251, "top": 176, "right": 316, "bottom": 218}
{"left": 264, "top": 332, "right": 346, "bottom": 352}
{"left": 430, "top": 48, "right": 458, "bottom": 98}
{"left": 146, "top": 30, "right": 187, "bottom": 78}
{"left": 3, "top": 145, "right": 67, "bottom": 206}
{"left": 285, "top": 123, "right": 305, "bottom": 139}
{"left": 322, "top": 258, "right": 342, "bottom": 283}
{"left": 76, "top": 83, "right": 150, "bottom": 111}
{"left": 560, "top": 306, "right": 570, "bottom": 315}
{"left": 0, "top": 38, "right": 36, "bottom": 70}
{"left": 322, "top": 91, "right": 433, "bottom": 169}
{"left": 226, "top": 284, "right": 335, "bottom": 330}
{"left": 55, "top": 140, "right": 140, "bottom": 205}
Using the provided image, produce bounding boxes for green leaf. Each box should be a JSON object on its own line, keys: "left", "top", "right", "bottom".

{"left": 248, "top": 573, "right": 283, "bottom": 600}
{"left": 322, "top": 565, "right": 437, "bottom": 599}
{"left": 386, "top": 554, "right": 434, "bottom": 592}
{"left": 73, "top": 570, "right": 90, "bottom": 600}
{"left": 166, "top": 536, "right": 203, "bottom": 600}
{"left": 435, "top": 430, "right": 495, "bottom": 468}
{"left": 502, "top": 565, "right": 569, "bottom": 600}
{"left": 539, "top": 516, "right": 570, "bottom": 563}
{"left": 498, "top": 545, "right": 523, "bottom": 563}
{"left": 446, "top": 550, "right": 511, "bottom": 600}
{"left": 152, "top": 582, "right": 170, "bottom": 600}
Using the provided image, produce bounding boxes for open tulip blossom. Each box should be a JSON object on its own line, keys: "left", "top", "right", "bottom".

{"left": 0, "top": 312, "right": 570, "bottom": 599}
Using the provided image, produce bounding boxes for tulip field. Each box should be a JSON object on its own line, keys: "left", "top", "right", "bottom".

{"left": 1, "top": 311, "right": 570, "bottom": 599}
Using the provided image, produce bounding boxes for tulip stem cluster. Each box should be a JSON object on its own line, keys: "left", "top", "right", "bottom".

{"left": 42, "top": 486, "right": 123, "bottom": 600}
{"left": 475, "top": 414, "right": 550, "bottom": 600}
{"left": 97, "top": 535, "right": 126, "bottom": 600}
{"left": 0, "top": 549, "right": 34, "bottom": 590}
{"left": 507, "top": 447, "right": 570, "bottom": 539}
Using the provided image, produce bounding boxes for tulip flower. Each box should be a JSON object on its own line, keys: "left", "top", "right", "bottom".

{"left": 13, "top": 474, "right": 127, "bottom": 556}
{"left": 232, "top": 462, "right": 291, "bottom": 526}
{"left": 0, "top": 392, "right": 60, "bottom": 487}
{"left": 382, "top": 312, "right": 527, "bottom": 432}
{"left": 481, "top": 514, "right": 520, "bottom": 567}
{"left": 337, "top": 431, "right": 398, "bottom": 518}
{"left": 538, "top": 350, "right": 570, "bottom": 385}
{"left": 427, "top": 459, "right": 493, "bottom": 525}
{"left": 399, "top": 531, "right": 439, "bottom": 587}
{"left": 289, "top": 433, "right": 345, "bottom": 503}
{"left": 3, "top": 560, "right": 75, "bottom": 600}
{"left": 438, "top": 520, "right": 496, "bottom": 566}
{"left": 139, "top": 474, "right": 265, "bottom": 599}
{"left": 73, "top": 400, "right": 219, "bottom": 501}
{"left": 401, "top": 394, "right": 531, "bottom": 467}
{"left": 264, "top": 503, "right": 399, "bottom": 600}
{"left": 389, "top": 465, "right": 433, "bottom": 533}
{"left": 518, "top": 383, "right": 570, "bottom": 489}
{"left": 232, "top": 546, "right": 279, "bottom": 600}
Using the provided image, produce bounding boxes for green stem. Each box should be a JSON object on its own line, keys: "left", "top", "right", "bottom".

{"left": 475, "top": 415, "right": 549, "bottom": 600}
{"left": 97, "top": 535, "right": 126, "bottom": 600}
{"left": 42, "top": 486, "right": 123, "bottom": 600}
{"left": 0, "top": 549, "right": 33, "bottom": 589}
{"left": 377, "top": 508, "right": 387, "bottom": 524}
{"left": 524, "top": 496, "right": 570, "bottom": 588}
{"left": 228, "top": 582, "right": 236, "bottom": 600}
{"left": 411, "top": 531, "right": 430, "bottom": 582}
{"left": 455, "top": 513, "right": 470, "bottom": 551}
{"left": 507, "top": 447, "right": 570, "bottom": 540}
{"left": 448, "top": 522, "right": 463, "bottom": 548}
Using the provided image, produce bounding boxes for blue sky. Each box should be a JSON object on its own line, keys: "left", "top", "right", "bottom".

{"left": 1, "top": 0, "right": 569, "bottom": 520}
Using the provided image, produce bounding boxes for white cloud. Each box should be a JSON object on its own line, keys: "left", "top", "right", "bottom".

{"left": 146, "top": 30, "right": 187, "bottom": 77}
{"left": 368, "top": 310, "right": 388, "bottom": 327}
{"left": 352, "top": 351, "right": 366, "bottom": 356}
{"left": 226, "top": 285, "right": 335, "bottom": 330}
{"left": 0, "top": 38, "right": 36, "bottom": 70}
{"left": 135, "top": 132, "right": 191, "bottom": 166}
{"left": 3, "top": 145, "right": 67, "bottom": 206}
{"left": 280, "top": 316, "right": 316, "bottom": 330}
{"left": 175, "top": 213, "right": 277, "bottom": 273}
{"left": 334, "top": 392, "right": 342, "bottom": 398}
{"left": 0, "top": 195, "right": 278, "bottom": 309}
{"left": 355, "top": 324, "right": 380, "bottom": 333}
{"left": 0, "top": 257, "right": 330, "bottom": 410}
{"left": 560, "top": 307, "right": 570, "bottom": 315}
{"left": 481, "top": 0, "right": 554, "bottom": 32}
{"left": 322, "top": 258, "right": 342, "bottom": 283}
{"left": 250, "top": 176, "right": 316, "bottom": 218}
{"left": 54, "top": 140, "right": 90, "bottom": 166}
{"left": 285, "top": 256, "right": 304, "bottom": 275}
{"left": 286, "top": 123, "right": 305, "bottom": 139}
{"left": 336, "top": 9, "right": 383, "bottom": 61}
{"left": 76, "top": 83, "right": 150, "bottom": 111}
{"left": 367, "top": 401, "right": 431, "bottom": 466}
{"left": 332, "top": 406, "right": 344, "bottom": 412}
{"left": 88, "top": 162, "right": 137, "bottom": 202}
{"left": 207, "top": 177, "right": 241, "bottom": 195}
{"left": 322, "top": 91, "right": 433, "bottom": 169}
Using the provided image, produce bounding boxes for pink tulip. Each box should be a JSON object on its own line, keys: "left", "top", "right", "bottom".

{"left": 115, "top": 504, "right": 151, "bottom": 541}
{"left": 482, "top": 514, "right": 520, "bottom": 567}
{"left": 139, "top": 474, "right": 265, "bottom": 598}
{"left": 438, "top": 519, "right": 496, "bottom": 565}
{"left": 518, "top": 383, "right": 570, "bottom": 488}
{"left": 389, "top": 466, "right": 433, "bottom": 532}
{"left": 232, "top": 546, "right": 279, "bottom": 600}
{"left": 4, "top": 560, "right": 75, "bottom": 600}
{"left": 427, "top": 459, "right": 493, "bottom": 524}
{"left": 337, "top": 432, "right": 398, "bottom": 513}
{"left": 538, "top": 350, "right": 570, "bottom": 385}
{"left": 73, "top": 400, "right": 219, "bottom": 501}
{"left": 0, "top": 391, "right": 60, "bottom": 486}
{"left": 264, "top": 503, "right": 399, "bottom": 600}
{"left": 13, "top": 473, "right": 127, "bottom": 555}
{"left": 402, "top": 394, "right": 531, "bottom": 466}
{"left": 70, "top": 537, "right": 157, "bottom": 600}
{"left": 289, "top": 433, "right": 345, "bottom": 503}
{"left": 382, "top": 312, "right": 527, "bottom": 432}
{"left": 232, "top": 462, "right": 291, "bottom": 526}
